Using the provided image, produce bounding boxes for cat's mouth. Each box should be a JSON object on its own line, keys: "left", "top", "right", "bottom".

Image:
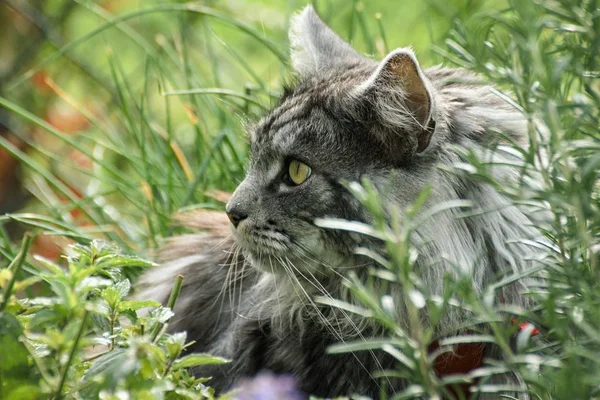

{"left": 233, "top": 225, "right": 292, "bottom": 257}
{"left": 231, "top": 220, "right": 341, "bottom": 275}
{"left": 232, "top": 224, "right": 323, "bottom": 275}
{"left": 245, "top": 231, "right": 290, "bottom": 254}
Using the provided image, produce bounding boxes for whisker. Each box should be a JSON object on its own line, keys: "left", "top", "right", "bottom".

{"left": 288, "top": 248, "right": 397, "bottom": 396}
{"left": 284, "top": 257, "right": 388, "bottom": 394}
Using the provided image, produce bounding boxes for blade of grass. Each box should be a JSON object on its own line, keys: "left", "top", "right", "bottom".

{"left": 162, "top": 88, "right": 267, "bottom": 110}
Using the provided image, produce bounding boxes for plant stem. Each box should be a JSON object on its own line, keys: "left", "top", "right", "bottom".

{"left": 0, "top": 233, "right": 33, "bottom": 312}
{"left": 166, "top": 275, "right": 184, "bottom": 310}
{"left": 55, "top": 310, "right": 88, "bottom": 399}
{"left": 151, "top": 275, "right": 184, "bottom": 342}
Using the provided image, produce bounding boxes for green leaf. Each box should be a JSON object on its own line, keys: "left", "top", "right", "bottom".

{"left": 3, "top": 385, "right": 42, "bottom": 400}
{"left": 98, "top": 256, "right": 155, "bottom": 269}
{"left": 32, "top": 255, "right": 64, "bottom": 276}
{"left": 149, "top": 306, "right": 174, "bottom": 325}
{"left": 0, "top": 313, "right": 37, "bottom": 396}
{"left": 120, "top": 309, "right": 139, "bottom": 324}
{"left": 119, "top": 299, "right": 161, "bottom": 312}
{"left": 101, "top": 280, "right": 131, "bottom": 310}
{"left": 172, "top": 353, "right": 229, "bottom": 370}
{"left": 114, "top": 279, "right": 131, "bottom": 299}
{"left": 164, "top": 332, "right": 187, "bottom": 360}
{"left": 29, "top": 308, "right": 67, "bottom": 330}
{"left": 91, "top": 313, "right": 111, "bottom": 332}
{"left": 77, "top": 277, "right": 113, "bottom": 293}
{"left": 83, "top": 348, "right": 138, "bottom": 393}
{"left": 101, "top": 286, "right": 121, "bottom": 310}
{"left": 48, "top": 279, "right": 78, "bottom": 311}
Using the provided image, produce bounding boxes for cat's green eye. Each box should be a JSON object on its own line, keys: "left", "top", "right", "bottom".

{"left": 288, "top": 160, "right": 312, "bottom": 185}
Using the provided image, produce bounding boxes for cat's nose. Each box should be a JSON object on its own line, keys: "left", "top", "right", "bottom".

{"left": 226, "top": 209, "right": 248, "bottom": 228}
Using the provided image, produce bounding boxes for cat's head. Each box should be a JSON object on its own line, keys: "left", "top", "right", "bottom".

{"left": 225, "top": 6, "right": 441, "bottom": 275}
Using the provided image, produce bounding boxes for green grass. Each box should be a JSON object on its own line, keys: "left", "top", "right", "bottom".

{"left": 0, "top": 0, "right": 599, "bottom": 398}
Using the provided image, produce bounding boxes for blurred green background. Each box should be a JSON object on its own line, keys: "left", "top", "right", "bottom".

{"left": 0, "top": 0, "right": 499, "bottom": 258}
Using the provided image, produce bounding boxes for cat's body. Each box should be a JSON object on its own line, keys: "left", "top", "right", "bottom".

{"left": 136, "top": 7, "right": 541, "bottom": 399}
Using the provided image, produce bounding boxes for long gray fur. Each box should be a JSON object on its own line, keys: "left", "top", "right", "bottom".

{"left": 135, "top": 6, "right": 542, "bottom": 399}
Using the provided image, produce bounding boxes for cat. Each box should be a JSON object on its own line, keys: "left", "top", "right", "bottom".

{"left": 135, "top": 6, "right": 542, "bottom": 399}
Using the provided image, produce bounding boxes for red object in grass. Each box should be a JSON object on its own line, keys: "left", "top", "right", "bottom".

{"left": 511, "top": 318, "right": 540, "bottom": 336}
{"left": 31, "top": 70, "right": 52, "bottom": 94}
{"left": 430, "top": 321, "right": 540, "bottom": 396}
{"left": 31, "top": 235, "right": 72, "bottom": 261}
{"left": 431, "top": 320, "right": 541, "bottom": 375}
{"left": 429, "top": 340, "right": 485, "bottom": 397}
{"left": 432, "top": 341, "right": 486, "bottom": 376}
{"left": 45, "top": 105, "right": 90, "bottom": 134}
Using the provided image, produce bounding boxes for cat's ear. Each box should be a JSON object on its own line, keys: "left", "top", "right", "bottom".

{"left": 358, "top": 48, "right": 436, "bottom": 153}
{"left": 289, "top": 5, "right": 364, "bottom": 76}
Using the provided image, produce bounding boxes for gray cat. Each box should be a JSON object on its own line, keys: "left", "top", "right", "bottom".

{"left": 135, "top": 6, "right": 541, "bottom": 399}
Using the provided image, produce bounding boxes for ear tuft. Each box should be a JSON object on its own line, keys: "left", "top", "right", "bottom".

{"left": 289, "top": 5, "right": 364, "bottom": 77}
{"left": 358, "top": 48, "right": 436, "bottom": 154}
{"left": 380, "top": 50, "right": 432, "bottom": 128}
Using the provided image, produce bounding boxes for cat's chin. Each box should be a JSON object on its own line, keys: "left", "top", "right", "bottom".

{"left": 243, "top": 251, "right": 317, "bottom": 275}
{"left": 242, "top": 246, "right": 349, "bottom": 280}
{"left": 232, "top": 226, "right": 349, "bottom": 276}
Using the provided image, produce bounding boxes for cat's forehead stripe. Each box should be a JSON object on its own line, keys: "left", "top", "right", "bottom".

{"left": 270, "top": 103, "right": 346, "bottom": 153}
{"left": 253, "top": 97, "right": 313, "bottom": 146}
{"left": 253, "top": 64, "right": 372, "bottom": 144}
{"left": 269, "top": 100, "right": 312, "bottom": 135}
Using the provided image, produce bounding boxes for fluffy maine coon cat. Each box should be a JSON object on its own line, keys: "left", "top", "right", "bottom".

{"left": 136, "top": 6, "right": 542, "bottom": 399}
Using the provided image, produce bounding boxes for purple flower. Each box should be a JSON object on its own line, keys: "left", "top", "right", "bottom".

{"left": 235, "top": 371, "right": 306, "bottom": 400}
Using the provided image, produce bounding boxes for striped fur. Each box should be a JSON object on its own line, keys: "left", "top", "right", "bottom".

{"left": 135, "top": 6, "right": 542, "bottom": 399}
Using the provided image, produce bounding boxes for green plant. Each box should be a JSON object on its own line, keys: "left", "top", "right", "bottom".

{"left": 1, "top": 238, "right": 231, "bottom": 399}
